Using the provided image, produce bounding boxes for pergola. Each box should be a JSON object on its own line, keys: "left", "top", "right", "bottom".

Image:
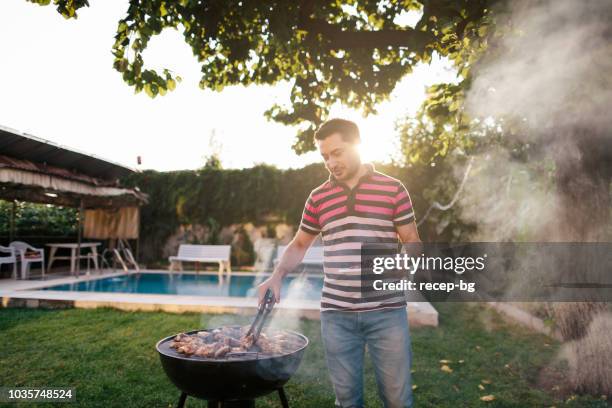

{"left": 0, "top": 125, "right": 148, "bottom": 275}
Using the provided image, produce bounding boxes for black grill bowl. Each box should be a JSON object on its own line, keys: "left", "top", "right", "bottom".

{"left": 156, "top": 328, "right": 309, "bottom": 401}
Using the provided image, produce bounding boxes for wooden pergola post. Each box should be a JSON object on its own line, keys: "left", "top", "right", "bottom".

{"left": 76, "top": 198, "right": 83, "bottom": 276}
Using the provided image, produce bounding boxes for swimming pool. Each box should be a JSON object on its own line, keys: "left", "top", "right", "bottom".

{"left": 41, "top": 272, "right": 324, "bottom": 301}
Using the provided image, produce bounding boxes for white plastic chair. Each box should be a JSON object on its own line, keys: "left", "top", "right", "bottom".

{"left": 0, "top": 245, "right": 18, "bottom": 279}
{"left": 10, "top": 241, "right": 45, "bottom": 279}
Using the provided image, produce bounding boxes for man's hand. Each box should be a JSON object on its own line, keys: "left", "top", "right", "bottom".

{"left": 256, "top": 274, "right": 283, "bottom": 305}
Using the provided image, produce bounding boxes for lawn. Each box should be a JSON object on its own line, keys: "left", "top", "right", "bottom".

{"left": 0, "top": 303, "right": 607, "bottom": 407}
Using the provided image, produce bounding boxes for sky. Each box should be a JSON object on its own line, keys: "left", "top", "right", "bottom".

{"left": 1, "top": 0, "right": 458, "bottom": 171}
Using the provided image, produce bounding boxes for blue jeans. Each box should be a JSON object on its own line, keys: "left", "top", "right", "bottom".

{"left": 320, "top": 306, "right": 414, "bottom": 408}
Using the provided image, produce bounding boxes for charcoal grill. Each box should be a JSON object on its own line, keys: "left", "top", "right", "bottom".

{"left": 156, "top": 327, "right": 308, "bottom": 408}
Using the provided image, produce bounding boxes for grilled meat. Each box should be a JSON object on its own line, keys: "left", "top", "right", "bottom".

{"left": 169, "top": 326, "right": 301, "bottom": 358}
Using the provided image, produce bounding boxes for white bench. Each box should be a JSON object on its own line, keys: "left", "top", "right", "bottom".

{"left": 168, "top": 245, "right": 232, "bottom": 282}
{"left": 274, "top": 245, "right": 324, "bottom": 271}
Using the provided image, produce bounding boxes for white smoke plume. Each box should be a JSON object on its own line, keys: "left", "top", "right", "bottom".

{"left": 458, "top": 0, "right": 612, "bottom": 241}
{"left": 466, "top": 0, "right": 612, "bottom": 134}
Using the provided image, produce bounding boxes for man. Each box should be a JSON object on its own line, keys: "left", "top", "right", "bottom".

{"left": 257, "top": 118, "right": 421, "bottom": 408}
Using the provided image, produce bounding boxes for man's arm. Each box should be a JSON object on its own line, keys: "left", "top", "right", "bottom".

{"left": 396, "top": 221, "right": 421, "bottom": 244}
{"left": 256, "top": 229, "right": 318, "bottom": 304}
{"left": 396, "top": 222, "right": 423, "bottom": 277}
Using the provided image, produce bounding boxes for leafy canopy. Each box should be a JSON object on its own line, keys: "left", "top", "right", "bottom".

{"left": 28, "top": 0, "right": 493, "bottom": 152}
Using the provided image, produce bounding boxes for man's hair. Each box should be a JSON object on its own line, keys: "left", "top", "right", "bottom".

{"left": 314, "top": 118, "right": 360, "bottom": 144}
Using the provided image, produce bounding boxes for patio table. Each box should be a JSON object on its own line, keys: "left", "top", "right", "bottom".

{"left": 46, "top": 242, "right": 101, "bottom": 276}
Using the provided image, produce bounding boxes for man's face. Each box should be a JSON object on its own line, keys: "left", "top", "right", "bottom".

{"left": 316, "top": 132, "right": 361, "bottom": 181}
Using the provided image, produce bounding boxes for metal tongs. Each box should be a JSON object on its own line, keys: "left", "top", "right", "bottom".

{"left": 246, "top": 288, "right": 276, "bottom": 345}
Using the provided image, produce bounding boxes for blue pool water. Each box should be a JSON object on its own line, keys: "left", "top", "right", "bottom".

{"left": 41, "top": 273, "right": 323, "bottom": 300}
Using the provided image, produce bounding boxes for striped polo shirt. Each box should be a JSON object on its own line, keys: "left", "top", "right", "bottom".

{"left": 300, "top": 164, "right": 416, "bottom": 312}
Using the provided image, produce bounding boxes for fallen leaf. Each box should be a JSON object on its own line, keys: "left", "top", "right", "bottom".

{"left": 458, "top": 360, "right": 465, "bottom": 364}
{"left": 480, "top": 395, "right": 495, "bottom": 402}
{"left": 478, "top": 384, "right": 485, "bottom": 390}
{"left": 440, "top": 365, "right": 453, "bottom": 373}
{"left": 439, "top": 359, "right": 452, "bottom": 364}
{"left": 481, "top": 379, "right": 492, "bottom": 384}
{"left": 475, "top": 345, "right": 481, "bottom": 351}
{"left": 412, "top": 384, "right": 418, "bottom": 390}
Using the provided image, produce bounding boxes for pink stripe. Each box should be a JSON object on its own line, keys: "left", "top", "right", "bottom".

{"left": 395, "top": 190, "right": 408, "bottom": 202}
{"left": 359, "top": 183, "right": 396, "bottom": 192}
{"left": 355, "top": 193, "right": 393, "bottom": 203}
{"left": 319, "top": 206, "right": 348, "bottom": 223}
{"left": 354, "top": 204, "right": 394, "bottom": 215}
{"left": 395, "top": 202, "right": 413, "bottom": 214}
{"left": 319, "top": 195, "right": 348, "bottom": 211}
{"left": 305, "top": 202, "right": 317, "bottom": 213}
{"left": 312, "top": 186, "right": 343, "bottom": 202}
{"left": 302, "top": 213, "right": 319, "bottom": 225}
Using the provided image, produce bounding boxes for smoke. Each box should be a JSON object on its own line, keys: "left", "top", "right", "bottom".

{"left": 457, "top": 0, "right": 612, "bottom": 240}
{"left": 466, "top": 0, "right": 612, "bottom": 134}
{"left": 454, "top": 0, "right": 612, "bottom": 396}
{"left": 455, "top": 148, "right": 562, "bottom": 241}
{"left": 266, "top": 272, "right": 313, "bottom": 334}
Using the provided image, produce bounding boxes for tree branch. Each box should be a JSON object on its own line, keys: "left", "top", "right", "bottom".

{"left": 299, "top": 17, "right": 435, "bottom": 51}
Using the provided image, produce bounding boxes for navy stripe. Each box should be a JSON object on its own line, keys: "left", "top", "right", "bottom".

{"left": 396, "top": 196, "right": 411, "bottom": 206}
{"left": 318, "top": 201, "right": 348, "bottom": 217}
{"left": 393, "top": 215, "right": 415, "bottom": 226}
{"left": 356, "top": 189, "right": 396, "bottom": 197}
{"left": 325, "top": 274, "right": 384, "bottom": 282}
{"left": 312, "top": 190, "right": 347, "bottom": 207}
{"left": 325, "top": 273, "right": 362, "bottom": 280}
{"left": 324, "top": 280, "right": 404, "bottom": 293}
{"left": 300, "top": 224, "right": 320, "bottom": 235}
{"left": 321, "top": 291, "right": 405, "bottom": 304}
{"left": 323, "top": 261, "right": 361, "bottom": 268}
{"left": 324, "top": 236, "right": 398, "bottom": 246}
{"left": 304, "top": 208, "right": 317, "bottom": 218}
{"left": 301, "top": 218, "right": 320, "bottom": 230}
{"left": 322, "top": 222, "right": 396, "bottom": 236}
{"left": 354, "top": 199, "right": 395, "bottom": 209}
{"left": 394, "top": 207, "right": 413, "bottom": 217}
{"left": 323, "top": 248, "right": 362, "bottom": 256}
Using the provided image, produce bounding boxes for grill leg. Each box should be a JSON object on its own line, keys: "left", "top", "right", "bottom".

{"left": 177, "top": 392, "right": 187, "bottom": 408}
{"left": 278, "top": 387, "right": 289, "bottom": 408}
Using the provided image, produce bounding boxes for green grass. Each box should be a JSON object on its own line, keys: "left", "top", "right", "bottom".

{"left": 0, "top": 304, "right": 608, "bottom": 407}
